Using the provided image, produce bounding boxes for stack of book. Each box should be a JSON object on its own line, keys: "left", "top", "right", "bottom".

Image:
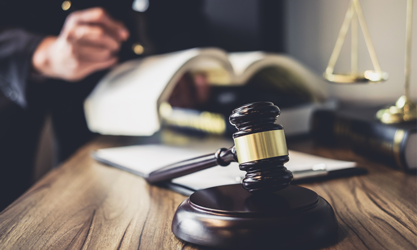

{"left": 311, "top": 106, "right": 416, "bottom": 171}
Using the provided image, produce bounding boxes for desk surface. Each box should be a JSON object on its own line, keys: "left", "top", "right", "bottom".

{"left": 0, "top": 135, "right": 416, "bottom": 250}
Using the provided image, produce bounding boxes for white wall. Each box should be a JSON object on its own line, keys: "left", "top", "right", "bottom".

{"left": 286, "top": 0, "right": 417, "bottom": 104}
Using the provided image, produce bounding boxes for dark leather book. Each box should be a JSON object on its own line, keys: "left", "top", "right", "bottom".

{"left": 160, "top": 101, "right": 336, "bottom": 138}
{"left": 311, "top": 106, "right": 416, "bottom": 172}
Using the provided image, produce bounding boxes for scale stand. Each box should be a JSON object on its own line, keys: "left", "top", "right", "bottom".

{"left": 376, "top": 0, "right": 417, "bottom": 124}
{"left": 323, "top": 0, "right": 388, "bottom": 84}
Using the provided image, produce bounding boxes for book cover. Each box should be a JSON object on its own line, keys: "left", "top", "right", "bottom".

{"left": 311, "top": 106, "right": 417, "bottom": 171}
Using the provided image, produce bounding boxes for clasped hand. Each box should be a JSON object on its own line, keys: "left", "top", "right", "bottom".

{"left": 32, "top": 8, "right": 129, "bottom": 81}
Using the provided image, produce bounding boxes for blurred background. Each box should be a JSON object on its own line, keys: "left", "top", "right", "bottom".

{"left": 34, "top": 0, "right": 416, "bottom": 174}
{"left": 285, "top": 0, "right": 416, "bottom": 104}
{"left": 203, "top": 0, "right": 416, "bottom": 104}
{"left": 1, "top": 0, "right": 414, "bottom": 209}
{"left": 35, "top": 0, "right": 416, "bottom": 168}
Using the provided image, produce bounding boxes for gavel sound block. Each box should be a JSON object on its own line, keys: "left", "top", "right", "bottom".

{"left": 147, "top": 102, "right": 338, "bottom": 249}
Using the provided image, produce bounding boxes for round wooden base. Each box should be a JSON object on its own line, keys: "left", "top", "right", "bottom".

{"left": 172, "top": 184, "right": 338, "bottom": 249}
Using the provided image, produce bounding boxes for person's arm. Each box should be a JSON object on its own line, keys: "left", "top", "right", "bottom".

{"left": 0, "top": 28, "right": 44, "bottom": 107}
{"left": 0, "top": 8, "right": 129, "bottom": 108}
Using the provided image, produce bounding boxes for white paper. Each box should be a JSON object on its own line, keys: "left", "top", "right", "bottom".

{"left": 94, "top": 144, "right": 356, "bottom": 191}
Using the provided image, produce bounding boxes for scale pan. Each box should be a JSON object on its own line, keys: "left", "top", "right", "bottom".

{"left": 323, "top": 70, "right": 388, "bottom": 84}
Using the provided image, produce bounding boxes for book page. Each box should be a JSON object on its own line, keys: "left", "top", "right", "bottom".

{"left": 84, "top": 48, "right": 231, "bottom": 136}
{"left": 228, "top": 52, "right": 266, "bottom": 79}
{"left": 228, "top": 52, "right": 328, "bottom": 100}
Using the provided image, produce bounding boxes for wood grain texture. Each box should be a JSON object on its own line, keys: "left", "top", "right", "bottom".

{"left": 0, "top": 136, "right": 416, "bottom": 250}
{"left": 287, "top": 139, "right": 417, "bottom": 250}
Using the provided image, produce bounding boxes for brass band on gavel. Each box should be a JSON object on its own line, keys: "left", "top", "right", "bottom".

{"left": 234, "top": 130, "right": 288, "bottom": 164}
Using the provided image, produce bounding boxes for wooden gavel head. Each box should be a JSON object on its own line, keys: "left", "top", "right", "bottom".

{"left": 229, "top": 101, "right": 293, "bottom": 193}
{"left": 146, "top": 101, "right": 293, "bottom": 194}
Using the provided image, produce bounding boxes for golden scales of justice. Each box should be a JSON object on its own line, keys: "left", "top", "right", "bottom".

{"left": 324, "top": 0, "right": 417, "bottom": 124}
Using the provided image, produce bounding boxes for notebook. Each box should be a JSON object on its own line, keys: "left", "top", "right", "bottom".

{"left": 93, "top": 144, "right": 362, "bottom": 196}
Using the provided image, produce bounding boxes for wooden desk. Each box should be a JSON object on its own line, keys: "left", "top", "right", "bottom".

{"left": 0, "top": 135, "right": 416, "bottom": 250}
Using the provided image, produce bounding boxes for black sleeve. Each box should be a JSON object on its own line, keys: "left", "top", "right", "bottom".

{"left": 0, "top": 28, "right": 44, "bottom": 108}
{"left": 145, "top": 0, "right": 212, "bottom": 54}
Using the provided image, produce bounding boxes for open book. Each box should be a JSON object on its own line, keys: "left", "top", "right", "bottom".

{"left": 84, "top": 48, "right": 331, "bottom": 136}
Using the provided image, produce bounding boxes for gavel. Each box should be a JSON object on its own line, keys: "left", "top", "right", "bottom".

{"left": 146, "top": 101, "right": 293, "bottom": 193}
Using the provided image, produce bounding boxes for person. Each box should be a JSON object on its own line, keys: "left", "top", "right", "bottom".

{"left": 0, "top": 0, "right": 211, "bottom": 210}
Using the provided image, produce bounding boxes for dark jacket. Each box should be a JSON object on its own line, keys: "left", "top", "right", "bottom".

{"left": 0, "top": 0, "right": 209, "bottom": 210}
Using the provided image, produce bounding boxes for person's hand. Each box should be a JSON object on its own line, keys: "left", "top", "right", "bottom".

{"left": 32, "top": 8, "right": 129, "bottom": 81}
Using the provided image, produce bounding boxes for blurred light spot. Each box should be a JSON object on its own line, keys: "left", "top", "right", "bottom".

{"left": 218, "top": 92, "right": 236, "bottom": 104}
{"left": 132, "top": 0, "right": 149, "bottom": 12}
{"left": 61, "top": 1, "right": 71, "bottom": 11}
{"left": 235, "top": 176, "right": 243, "bottom": 183}
{"left": 312, "top": 163, "right": 327, "bottom": 171}
{"left": 132, "top": 44, "right": 144, "bottom": 55}
{"left": 159, "top": 102, "right": 173, "bottom": 118}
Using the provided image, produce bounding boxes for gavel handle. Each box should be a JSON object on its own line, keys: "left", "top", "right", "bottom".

{"left": 146, "top": 147, "right": 236, "bottom": 184}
